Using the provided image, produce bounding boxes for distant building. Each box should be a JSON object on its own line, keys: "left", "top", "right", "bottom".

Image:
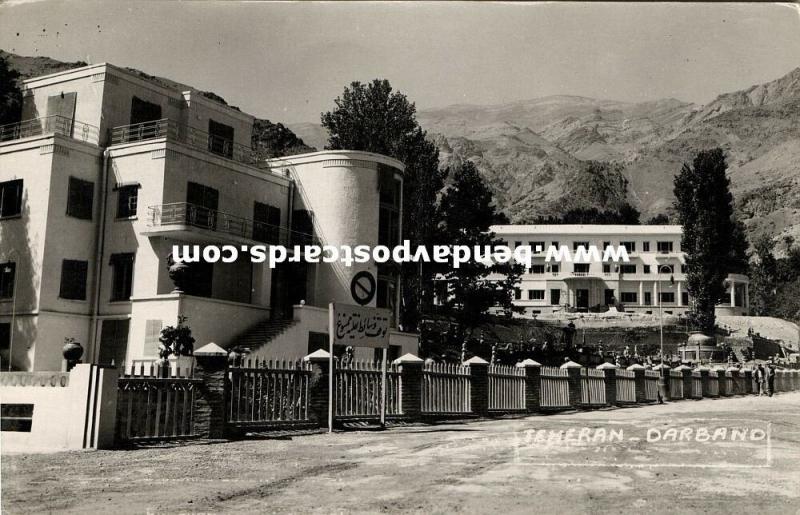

{"left": 0, "top": 63, "right": 415, "bottom": 371}
{"left": 487, "top": 224, "right": 749, "bottom": 318}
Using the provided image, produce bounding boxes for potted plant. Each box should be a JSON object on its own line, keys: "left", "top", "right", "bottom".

{"left": 158, "top": 316, "right": 196, "bottom": 377}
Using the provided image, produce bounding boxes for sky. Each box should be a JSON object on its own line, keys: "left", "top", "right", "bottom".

{"left": 1, "top": 2, "right": 799, "bottom": 123}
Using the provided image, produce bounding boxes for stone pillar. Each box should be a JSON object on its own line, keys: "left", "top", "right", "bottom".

{"left": 394, "top": 353, "right": 424, "bottom": 419}
{"left": 193, "top": 343, "right": 229, "bottom": 439}
{"left": 517, "top": 358, "right": 541, "bottom": 413}
{"left": 743, "top": 369, "right": 753, "bottom": 394}
{"left": 561, "top": 360, "right": 583, "bottom": 409}
{"left": 628, "top": 364, "right": 646, "bottom": 403}
{"left": 698, "top": 366, "right": 711, "bottom": 397}
{"left": 654, "top": 363, "right": 670, "bottom": 401}
{"left": 464, "top": 356, "right": 489, "bottom": 417}
{"left": 715, "top": 367, "right": 728, "bottom": 396}
{"left": 303, "top": 349, "right": 332, "bottom": 427}
{"left": 728, "top": 368, "right": 741, "bottom": 395}
{"left": 677, "top": 282, "right": 683, "bottom": 306}
{"left": 678, "top": 366, "right": 693, "bottom": 399}
{"left": 745, "top": 283, "right": 750, "bottom": 313}
{"left": 639, "top": 281, "right": 644, "bottom": 306}
{"left": 730, "top": 279, "right": 736, "bottom": 307}
{"left": 597, "top": 362, "right": 617, "bottom": 406}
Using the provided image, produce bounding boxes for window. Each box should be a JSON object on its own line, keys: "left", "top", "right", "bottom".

{"left": 129, "top": 96, "right": 162, "bottom": 126}
{"left": 110, "top": 253, "right": 134, "bottom": 301}
{"left": 0, "top": 262, "right": 15, "bottom": 299}
{"left": 514, "top": 288, "right": 522, "bottom": 300}
{"left": 644, "top": 292, "right": 652, "bottom": 305}
{"left": 603, "top": 264, "right": 611, "bottom": 274}
{"left": 573, "top": 241, "right": 590, "bottom": 251}
{"left": 657, "top": 241, "right": 674, "bottom": 253}
{"left": 620, "top": 264, "right": 637, "bottom": 274}
{"left": 604, "top": 289, "right": 615, "bottom": 305}
{"left": 550, "top": 264, "right": 560, "bottom": 274}
{"left": 0, "top": 323, "right": 9, "bottom": 368}
{"left": 643, "top": 265, "right": 651, "bottom": 274}
{"left": 528, "top": 290, "right": 545, "bottom": 300}
{"left": 1, "top": 404, "right": 33, "bottom": 432}
{"left": 680, "top": 264, "right": 686, "bottom": 274}
{"left": 550, "top": 289, "right": 561, "bottom": 305}
{"left": 66, "top": 177, "right": 94, "bottom": 220}
{"left": 208, "top": 119, "right": 235, "bottom": 158}
{"left": 0, "top": 179, "right": 23, "bottom": 218}
{"left": 253, "top": 202, "right": 281, "bottom": 244}
{"left": 574, "top": 263, "right": 590, "bottom": 273}
{"left": 530, "top": 264, "right": 545, "bottom": 274}
{"left": 621, "top": 292, "right": 638, "bottom": 303}
{"left": 682, "top": 292, "right": 689, "bottom": 305}
{"left": 59, "top": 260, "right": 88, "bottom": 300}
{"left": 642, "top": 241, "right": 650, "bottom": 252}
{"left": 659, "top": 292, "right": 675, "bottom": 303}
{"left": 529, "top": 241, "right": 545, "bottom": 253}
{"left": 116, "top": 184, "right": 139, "bottom": 218}
{"left": 620, "top": 241, "right": 636, "bottom": 253}
{"left": 514, "top": 241, "right": 522, "bottom": 248}
{"left": 551, "top": 241, "right": 559, "bottom": 249}
{"left": 186, "top": 182, "right": 219, "bottom": 230}
{"left": 602, "top": 241, "right": 611, "bottom": 250}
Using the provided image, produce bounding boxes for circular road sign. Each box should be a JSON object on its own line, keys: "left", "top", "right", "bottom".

{"left": 350, "top": 271, "right": 376, "bottom": 306}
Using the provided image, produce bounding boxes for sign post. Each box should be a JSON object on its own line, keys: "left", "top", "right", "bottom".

{"left": 327, "top": 300, "right": 391, "bottom": 433}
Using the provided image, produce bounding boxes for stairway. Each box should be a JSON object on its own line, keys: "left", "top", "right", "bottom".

{"left": 232, "top": 319, "right": 297, "bottom": 354}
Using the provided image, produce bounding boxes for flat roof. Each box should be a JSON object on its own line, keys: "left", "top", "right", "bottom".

{"left": 491, "top": 224, "right": 683, "bottom": 235}
{"left": 267, "top": 150, "right": 405, "bottom": 173}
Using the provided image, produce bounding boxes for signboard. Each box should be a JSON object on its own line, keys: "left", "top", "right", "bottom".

{"left": 350, "top": 271, "right": 376, "bottom": 306}
{"left": 330, "top": 303, "right": 391, "bottom": 348}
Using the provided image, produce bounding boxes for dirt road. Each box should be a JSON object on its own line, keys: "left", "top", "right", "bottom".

{"left": 3, "top": 393, "right": 800, "bottom": 514}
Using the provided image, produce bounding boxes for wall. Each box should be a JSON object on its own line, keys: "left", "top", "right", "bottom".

{"left": 0, "top": 364, "right": 117, "bottom": 452}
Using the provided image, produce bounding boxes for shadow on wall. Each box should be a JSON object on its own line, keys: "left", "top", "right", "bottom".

{"left": 1, "top": 200, "right": 37, "bottom": 371}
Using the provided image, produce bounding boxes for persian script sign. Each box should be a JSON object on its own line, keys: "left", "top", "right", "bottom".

{"left": 331, "top": 303, "right": 391, "bottom": 348}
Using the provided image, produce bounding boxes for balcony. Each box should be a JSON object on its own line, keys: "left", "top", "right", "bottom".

{"left": 145, "top": 203, "right": 316, "bottom": 246}
{"left": 109, "top": 119, "right": 262, "bottom": 168}
{"left": 0, "top": 116, "right": 100, "bottom": 145}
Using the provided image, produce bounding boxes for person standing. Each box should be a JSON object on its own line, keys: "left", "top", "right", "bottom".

{"left": 755, "top": 365, "right": 765, "bottom": 396}
{"left": 767, "top": 364, "right": 776, "bottom": 397}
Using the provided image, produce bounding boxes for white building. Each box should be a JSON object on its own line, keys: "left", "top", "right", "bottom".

{"left": 0, "top": 63, "right": 416, "bottom": 372}
{"left": 491, "top": 224, "right": 749, "bottom": 318}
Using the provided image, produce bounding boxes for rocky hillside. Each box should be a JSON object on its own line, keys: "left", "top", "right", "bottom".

{"left": 2, "top": 51, "right": 315, "bottom": 158}
{"left": 415, "top": 68, "right": 800, "bottom": 245}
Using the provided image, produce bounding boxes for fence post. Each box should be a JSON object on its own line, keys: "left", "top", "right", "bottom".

{"left": 676, "top": 365, "right": 692, "bottom": 399}
{"left": 516, "top": 359, "right": 541, "bottom": 413}
{"left": 728, "top": 367, "right": 741, "bottom": 395}
{"left": 597, "top": 362, "right": 617, "bottom": 406}
{"left": 654, "top": 363, "right": 671, "bottom": 401}
{"left": 193, "top": 342, "right": 229, "bottom": 439}
{"left": 464, "top": 356, "right": 489, "bottom": 417}
{"left": 303, "top": 349, "right": 331, "bottom": 427}
{"left": 715, "top": 367, "right": 728, "bottom": 396}
{"left": 743, "top": 369, "right": 753, "bottom": 394}
{"left": 394, "top": 353, "right": 424, "bottom": 419}
{"left": 627, "top": 364, "right": 646, "bottom": 403}
{"left": 561, "top": 360, "right": 582, "bottom": 409}
{"left": 697, "top": 366, "right": 711, "bottom": 397}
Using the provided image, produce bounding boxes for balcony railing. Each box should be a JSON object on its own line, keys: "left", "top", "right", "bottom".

{"left": 147, "top": 203, "right": 316, "bottom": 246}
{"left": 571, "top": 271, "right": 590, "bottom": 277}
{"left": 109, "top": 119, "right": 262, "bottom": 168}
{"left": 0, "top": 115, "right": 100, "bottom": 145}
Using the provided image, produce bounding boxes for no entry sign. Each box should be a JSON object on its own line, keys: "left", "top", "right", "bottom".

{"left": 350, "top": 270, "right": 376, "bottom": 306}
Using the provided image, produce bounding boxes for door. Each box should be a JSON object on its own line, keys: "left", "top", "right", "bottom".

{"left": 186, "top": 182, "right": 219, "bottom": 230}
{"left": 46, "top": 92, "right": 77, "bottom": 136}
{"left": 98, "top": 319, "right": 130, "bottom": 367}
{"left": 208, "top": 119, "right": 235, "bottom": 158}
{"left": 604, "top": 289, "right": 615, "bottom": 306}
{"left": 130, "top": 96, "right": 162, "bottom": 126}
{"left": 576, "top": 289, "right": 589, "bottom": 310}
{"left": 551, "top": 289, "right": 561, "bottom": 306}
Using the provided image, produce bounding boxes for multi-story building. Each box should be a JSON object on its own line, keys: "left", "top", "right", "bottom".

{"left": 0, "top": 63, "right": 415, "bottom": 372}
{"left": 491, "top": 224, "right": 750, "bottom": 318}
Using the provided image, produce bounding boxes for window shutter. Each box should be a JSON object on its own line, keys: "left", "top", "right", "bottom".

{"left": 143, "top": 320, "right": 163, "bottom": 357}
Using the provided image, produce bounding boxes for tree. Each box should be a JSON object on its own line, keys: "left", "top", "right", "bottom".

{"left": 321, "top": 79, "right": 446, "bottom": 331}
{"left": 438, "top": 161, "right": 523, "bottom": 325}
{"left": 749, "top": 234, "right": 777, "bottom": 316}
{"left": 646, "top": 213, "right": 671, "bottom": 225}
{"left": 0, "top": 55, "right": 22, "bottom": 125}
{"left": 673, "top": 148, "right": 744, "bottom": 333}
{"left": 533, "top": 204, "right": 640, "bottom": 225}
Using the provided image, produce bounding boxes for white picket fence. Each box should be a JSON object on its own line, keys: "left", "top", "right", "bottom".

{"left": 644, "top": 370, "right": 660, "bottom": 402}
{"left": 616, "top": 369, "right": 636, "bottom": 403}
{"left": 692, "top": 370, "right": 703, "bottom": 398}
{"left": 488, "top": 365, "right": 526, "bottom": 411}
{"left": 724, "top": 371, "right": 735, "bottom": 395}
{"left": 669, "top": 369, "right": 684, "bottom": 398}
{"left": 580, "top": 368, "right": 606, "bottom": 405}
{"left": 421, "top": 362, "right": 471, "bottom": 414}
{"left": 708, "top": 372, "right": 719, "bottom": 396}
{"left": 540, "top": 366, "right": 570, "bottom": 408}
{"left": 334, "top": 360, "right": 401, "bottom": 418}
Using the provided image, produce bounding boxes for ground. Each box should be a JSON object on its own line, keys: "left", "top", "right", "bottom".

{"left": 3, "top": 394, "right": 800, "bottom": 514}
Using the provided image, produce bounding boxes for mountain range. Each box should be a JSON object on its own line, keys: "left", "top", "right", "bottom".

{"left": 4, "top": 50, "right": 799, "bottom": 246}
{"left": 291, "top": 67, "right": 800, "bottom": 247}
